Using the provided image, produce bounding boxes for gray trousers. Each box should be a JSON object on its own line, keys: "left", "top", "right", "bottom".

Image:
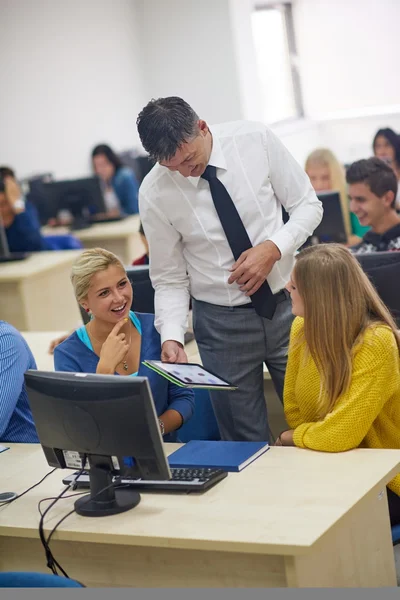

{"left": 192, "top": 293, "right": 294, "bottom": 442}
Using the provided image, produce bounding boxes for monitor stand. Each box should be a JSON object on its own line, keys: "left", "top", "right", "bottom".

{"left": 74, "top": 454, "right": 141, "bottom": 517}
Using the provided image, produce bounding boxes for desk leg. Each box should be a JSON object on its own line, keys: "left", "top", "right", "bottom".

{"left": 285, "top": 487, "right": 397, "bottom": 587}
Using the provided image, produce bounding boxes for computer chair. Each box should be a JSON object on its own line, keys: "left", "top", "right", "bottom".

{"left": 354, "top": 252, "right": 400, "bottom": 327}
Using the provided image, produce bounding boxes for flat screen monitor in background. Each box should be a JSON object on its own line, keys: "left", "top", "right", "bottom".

{"left": 21, "top": 173, "right": 54, "bottom": 226}
{"left": 354, "top": 251, "right": 400, "bottom": 327}
{"left": 41, "top": 177, "right": 106, "bottom": 230}
{"left": 302, "top": 191, "right": 347, "bottom": 247}
{"left": 24, "top": 371, "right": 171, "bottom": 517}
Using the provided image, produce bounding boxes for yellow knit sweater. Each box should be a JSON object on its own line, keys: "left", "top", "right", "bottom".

{"left": 284, "top": 317, "right": 400, "bottom": 495}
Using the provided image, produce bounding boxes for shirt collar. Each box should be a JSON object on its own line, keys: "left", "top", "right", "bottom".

{"left": 187, "top": 131, "right": 227, "bottom": 188}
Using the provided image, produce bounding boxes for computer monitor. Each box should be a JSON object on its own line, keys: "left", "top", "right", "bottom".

{"left": 41, "top": 177, "right": 106, "bottom": 230}
{"left": 354, "top": 251, "right": 400, "bottom": 327}
{"left": 24, "top": 371, "right": 171, "bottom": 517}
{"left": 22, "top": 173, "right": 54, "bottom": 226}
{"left": 303, "top": 191, "right": 347, "bottom": 246}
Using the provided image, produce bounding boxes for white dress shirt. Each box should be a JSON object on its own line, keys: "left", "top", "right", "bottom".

{"left": 139, "top": 120, "right": 323, "bottom": 345}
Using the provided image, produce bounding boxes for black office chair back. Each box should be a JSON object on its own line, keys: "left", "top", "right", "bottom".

{"left": 355, "top": 251, "right": 400, "bottom": 327}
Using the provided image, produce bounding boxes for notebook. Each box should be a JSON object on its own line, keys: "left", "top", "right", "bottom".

{"left": 168, "top": 440, "right": 269, "bottom": 472}
{"left": 142, "top": 360, "right": 237, "bottom": 390}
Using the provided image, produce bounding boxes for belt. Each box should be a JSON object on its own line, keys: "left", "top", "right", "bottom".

{"left": 238, "top": 289, "right": 287, "bottom": 308}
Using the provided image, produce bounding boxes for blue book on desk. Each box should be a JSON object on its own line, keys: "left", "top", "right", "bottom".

{"left": 168, "top": 440, "right": 269, "bottom": 472}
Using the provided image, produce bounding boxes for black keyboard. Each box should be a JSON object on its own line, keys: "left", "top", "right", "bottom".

{"left": 62, "top": 467, "right": 228, "bottom": 493}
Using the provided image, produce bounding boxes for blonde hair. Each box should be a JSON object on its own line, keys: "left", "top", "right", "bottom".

{"left": 71, "top": 247, "right": 125, "bottom": 302}
{"left": 294, "top": 244, "right": 400, "bottom": 417}
{"left": 305, "top": 148, "right": 351, "bottom": 238}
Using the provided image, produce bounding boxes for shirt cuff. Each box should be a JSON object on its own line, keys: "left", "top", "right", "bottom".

{"left": 268, "top": 228, "right": 296, "bottom": 258}
{"left": 160, "top": 323, "right": 186, "bottom": 347}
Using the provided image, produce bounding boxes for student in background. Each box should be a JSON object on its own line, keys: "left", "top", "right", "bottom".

{"left": 54, "top": 248, "right": 194, "bottom": 441}
{"left": 373, "top": 127, "right": 400, "bottom": 209}
{"left": 0, "top": 167, "right": 50, "bottom": 252}
{"left": 347, "top": 157, "right": 400, "bottom": 253}
{"left": 92, "top": 144, "right": 139, "bottom": 215}
{"left": 279, "top": 244, "right": 400, "bottom": 526}
{"left": 0, "top": 321, "right": 38, "bottom": 443}
{"left": 304, "top": 148, "right": 368, "bottom": 244}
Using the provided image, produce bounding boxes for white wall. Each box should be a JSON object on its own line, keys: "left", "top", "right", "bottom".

{"left": 135, "top": 0, "right": 243, "bottom": 125}
{"left": 0, "top": 0, "right": 146, "bottom": 179}
{"left": 294, "top": 0, "right": 400, "bottom": 117}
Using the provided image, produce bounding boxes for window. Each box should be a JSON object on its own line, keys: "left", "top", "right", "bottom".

{"left": 251, "top": 3, "right": 303, "bottom": 124}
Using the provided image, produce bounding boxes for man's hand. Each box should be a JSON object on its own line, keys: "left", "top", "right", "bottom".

{"left": 48, "top": 332, "right": 70, "bottom": 354}
{"left": 228, "top": 240, "right": 281, "bottom": 297}
{"left": 4, "top": 177, "right": 24, "bottom": 212}
{"left": 161, "top": 340, "right": 188, "bottom": 363}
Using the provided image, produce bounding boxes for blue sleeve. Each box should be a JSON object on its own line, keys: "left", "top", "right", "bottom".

{"left": 54, "top": 345, "right": 84, "bottom": 372}
{"left": 114, "top": 170, "right": 139, "bottom": 214}
{"left": 12, "top": 203, "right": 47, "bottom": 251}
{"left": 166, "top": 382, "right": 195, "bottom": 425}
{"left": 0, "top": 332, "right": 28, "bottom": 438}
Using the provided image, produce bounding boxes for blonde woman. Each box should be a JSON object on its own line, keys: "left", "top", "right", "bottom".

{"left": 54, "top": 248, "right": 194, "bottom": 441}
{"left": 305, "top": 148, "right": 369, "bottom": 244}
{"left": 279, "top": 244, "right": 400, "bottom": 526}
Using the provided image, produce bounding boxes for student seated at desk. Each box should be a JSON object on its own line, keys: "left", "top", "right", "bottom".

{"left": 279, "top": 244, "right": 400, "bottom": 526}
{"left": 347, "top": 157, "right": 400, "bottom": 253}
{"left": 54, "top": 248, "right": 194, "bottom": 441}
{"left": 0, "top": 321, "right": 38, "bottom": 443}
{"left": 92, "top": 144, "right": 139, "bottom": 216}
{"left": 304, "top": 148, "right": 368, "bottom": 245}
{"left": 373, "top": 127, "right": 400, "bottom": 210}
{"left": 0, "top": 167, "right": 49, "bottom": 252}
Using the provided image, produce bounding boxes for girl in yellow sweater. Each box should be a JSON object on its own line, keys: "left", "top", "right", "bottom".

{"left": 278, "top": 243, "right": 400, "bottom": 526}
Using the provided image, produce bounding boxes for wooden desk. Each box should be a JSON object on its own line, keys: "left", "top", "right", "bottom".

{"left": 0, "top": 443, "right": 398, "bottom": 587}
{"left": 42, "top": 215, "right": 145, "bottom": 265}
{"left": 0, "top": 251, "right": 82, "bottom": 331}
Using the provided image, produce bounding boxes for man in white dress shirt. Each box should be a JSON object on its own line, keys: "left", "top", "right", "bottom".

{"left": 137, "top": 97, "right": 322, "bottom": 441}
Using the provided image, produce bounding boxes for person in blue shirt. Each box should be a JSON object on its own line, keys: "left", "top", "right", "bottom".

{"left": 0, "top": 321, "right": 38, "bottom": 443}
{"left": 54, "top": 247, "right": 194, "bottom": 442}
{"left": 0, "top": 167, "right": 50, "bottom": 252}
{"left": 91, "top": 145, "right": 139, "bottom": 215}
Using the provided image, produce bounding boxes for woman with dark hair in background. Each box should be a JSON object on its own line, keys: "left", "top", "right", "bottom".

{"left": 373, "top": 128, "right": 400, "bottom": 209}
{"left": 92, "top": 144, "right": 139, "bottom": 215}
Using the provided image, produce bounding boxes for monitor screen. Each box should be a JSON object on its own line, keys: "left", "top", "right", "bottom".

{"left": 25, "top": 371, "right": 170, "bottom": 516}
{"left": 41, "top": 177, "right": 106, "bottom": 229}
{"left": 312, "top": 191, "right": 347, "bottom": 244}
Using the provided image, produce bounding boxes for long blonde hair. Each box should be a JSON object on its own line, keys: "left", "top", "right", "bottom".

{"left": 71, "top": 247, "right": 125, "bottom": 303}
{"left": 305, "top": 148, "right": 351, "bottom": 238}
{"left": 294, "top": 244, "right": 400, "bottom": 417}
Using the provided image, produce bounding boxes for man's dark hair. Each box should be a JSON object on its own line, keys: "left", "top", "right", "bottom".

{"left": 0, "top": 166, "right": 16, "bottom": 179}
{"left": 346, "top": 157, "right": 398, "bottom": 208}
{"left": 136, "top": 97, "right": 199, "bottom": 162}
{"left": 0, "top": 166, "right": 16, "bottom": 194}
{"left": 91, "top": 144, "right": 123, "bottom": 172}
